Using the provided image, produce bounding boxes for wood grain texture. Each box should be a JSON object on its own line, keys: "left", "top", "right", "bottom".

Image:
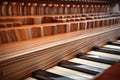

{"left": 94, "top": 61, "right": 120, "bottom": 80}
{"left": 14, "top": 29, "right": 32, "bottom": 41}
{"left": 0, "top": 12, "right": 111, "bottom": 19}
{"left": 7, "top": 30, "right": 17, "bottom": 42}
{"left": 70, "top": 23, "right": 78, "bottom": 32}
{"left": 0, "top": 16, "right": 119, "bottom": 44}
{"left": 0, "top": 31, "right": 8, "bottom": 43}
{"left": 43, "top": 26, "right": 56, "bottom": 36}
{"left": 31, "top": 27, "right": 41, "bottom": 38}
{"left": 57, "top": 25, "right": 67, "bottom": 34}
{"left": 0, "top": 25, "right": 120, "bottom": 80}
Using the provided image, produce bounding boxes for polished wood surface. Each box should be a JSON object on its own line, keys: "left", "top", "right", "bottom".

{"left": 95, "top": 61, "right": 120, "bottom": 80}
{"left": 0, "top": 1, "right": 120, "bottom": 80}
{"left": 0, "top": 16, "right": 119, "bottom": 44}
{"left": 0, "top": 25, "right": 120, "bottom": 80}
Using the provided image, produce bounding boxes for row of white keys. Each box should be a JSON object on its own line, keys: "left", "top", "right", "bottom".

{"left": 88, "top": 51, "right": 120, "bottom": 59}
{"left": 69, "top": 58, "right": 111, "bottom": 69}
{"left": 47, "top": 66, "right": 93, "bottom": 80}
{"left": 104, "top": 45, "right": 120, "bottom": 49}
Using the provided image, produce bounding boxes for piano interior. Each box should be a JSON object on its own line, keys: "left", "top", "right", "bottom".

{"left": 0, "top": 0, "right": 120, "bottom": 80}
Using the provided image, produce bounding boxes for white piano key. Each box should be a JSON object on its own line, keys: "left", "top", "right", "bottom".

{"left": 104, "top": 45, "right": 120, "bottom": 49}
{"left": 47, "top": 66, "right": 91, "bottom": 80}
{"left": 69, "top": 58, "right": 110, "bottom": 69}
{"left": 88, "top": 51, "right": 120, "bottom": 59}
{"left": 24, "top": 77, "right": 37, "bottom": 80}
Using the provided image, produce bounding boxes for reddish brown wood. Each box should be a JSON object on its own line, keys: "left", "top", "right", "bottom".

{"left": 95, "top": 61, "right": 120, "bottom": 80}
{"left": 71, "top": 23, "right": 78, "bottom": 31}
{"left": 43, "top": 26, "right": 55, "bottom": 36}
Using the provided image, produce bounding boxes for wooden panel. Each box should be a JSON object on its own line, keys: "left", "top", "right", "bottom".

{"left": 14, "top": 29, "right": 31, "bottom": 41}
{"left": 87, "top": 22, "right": 94, "bottom": 29}
{"left": 0, "top": 26, "right": 120, "bottom": 80}
{"left": 80, "top": 23, "right": 86, "bottom": 30}
{"left": 95, "top": 21, "right": 100, "bottom": 27}
{"left": 0, "top": 16, "right": 119, "bottom": 44}
{"left": 1, "top": 35, "right": 98, "bottom": 80}
{"left": 0, "top": 31, "right": 8, "bottom": 43}
{"left": 22, "top": 18, "right": 34, "bottom": 25}
{"left": 33, "top": 18, "right": 42, "bottom": 24}
{"left": 31, "top": 27, "right": 41, "bottom": 38}
{"left": 57, "top": 25, "right": 66, "bottom": 34}
{"left": 43, "top": 26, "right": 56, "bottom": 36}
{"left": 42, "top": 17, "right": 54, "bottom": 23}
{"left": 97, "top": 30, "right": 119, "bottom": 46}
{"left": 0, "top": 12, "right": 112, "bottom": 19}
{"left": 70, "top": 23, "right": 78, "bottom": 32}
{"left": 23, "top": 28, "right": 32, "bottom": 40}
{"left": 7, "top": 30, "right": 17, "bottom": 42}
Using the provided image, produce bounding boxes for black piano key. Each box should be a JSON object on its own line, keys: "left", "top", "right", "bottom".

{"left": 107, "top": 41, "right": 120, "bottom": 46}
{"left": 58, "top": 60, "right": 104, "bottom": 75}
{"left": 77, "top": 54, "right": 119, "bottom": 65}
{"left": 93, "top": 46, "right": 120, "bottom": 55}
{"left": 32, "top": 70, "right": 73, "bottom": 80}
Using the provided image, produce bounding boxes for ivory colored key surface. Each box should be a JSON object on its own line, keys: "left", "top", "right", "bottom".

{"left": 88, "top": 51, "right": 120, "bottom": 60}
{"left": 69, "top": 58, "right": 110, "bottom": 69}
{"left": 47, "top": 66, "right": 92, "bottom": 80}
{"left": 104, "top": 45, "right": 120, "bottom": 49}
{"left": 24, "top": 77, "right": 37, "bottom": 80}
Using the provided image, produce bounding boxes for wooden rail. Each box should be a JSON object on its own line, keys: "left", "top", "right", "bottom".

{"left": 0, "top": 13, "right": 106, "bottom": 19}
{"left": 0, "top": 16, "right": 120, "bottom": 44}
{"left": 0, "top": 24, "right": 120, "bottom": 80}
{"left": 0, "top": 1, "right": 111, "bottom": 16}
{"left": 0, "top": 16, "right": 119, "bottom": 31}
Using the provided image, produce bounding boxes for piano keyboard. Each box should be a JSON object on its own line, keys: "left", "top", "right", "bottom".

{"left": 25, "top": 40, "right": 120, "bottom": 80}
